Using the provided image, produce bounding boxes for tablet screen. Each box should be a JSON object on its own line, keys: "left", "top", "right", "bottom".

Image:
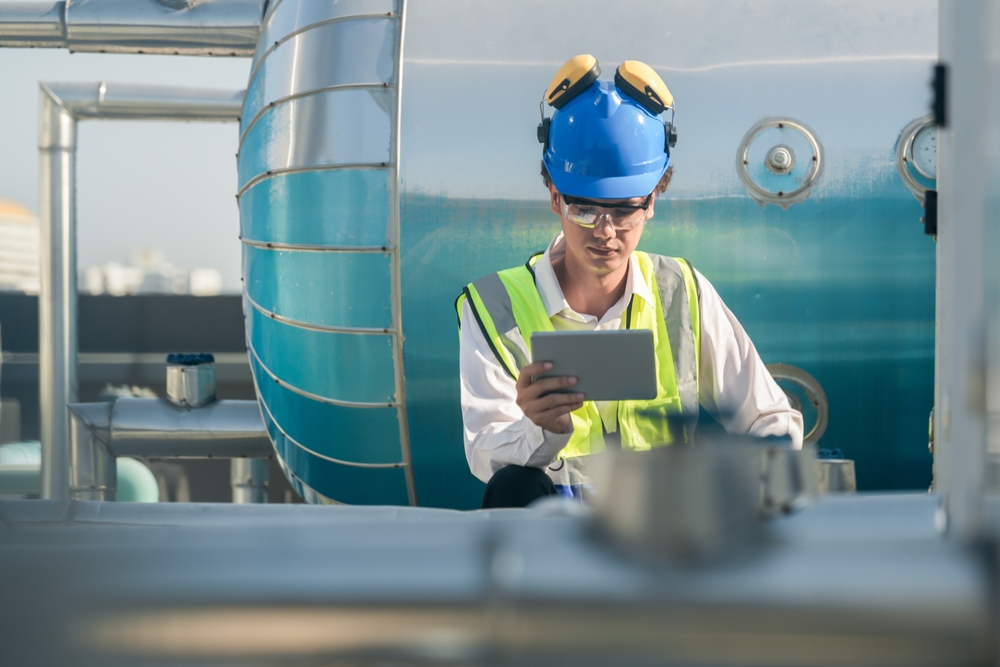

{"left": 530, "top": 330, "right": 657, "bottom": 401}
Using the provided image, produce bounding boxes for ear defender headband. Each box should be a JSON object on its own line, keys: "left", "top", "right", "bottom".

{"left": 537, "top": 55, "right": 678, "bottom": 152}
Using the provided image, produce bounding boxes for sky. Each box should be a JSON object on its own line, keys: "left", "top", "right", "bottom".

{"left": 0, "top": 42, "right": 251, "bottom": 293}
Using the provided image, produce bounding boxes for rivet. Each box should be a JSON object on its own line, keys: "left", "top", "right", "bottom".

{"left": 777, "top": 191, "right": 784, "bottom": 196}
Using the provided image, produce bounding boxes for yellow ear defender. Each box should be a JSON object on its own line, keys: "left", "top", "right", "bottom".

{"left": 614, "top": 60, "right": 673, "bottom": 114}
{"left": 545, "top": 54, "right": 601, "bottom": 109}
{"left": 538, "top": 56, "right": 678, "bottom": 150}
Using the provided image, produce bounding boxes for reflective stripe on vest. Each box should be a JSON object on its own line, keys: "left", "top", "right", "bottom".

{"left": 456, "top": 251, "right": 701, "bottom": 458}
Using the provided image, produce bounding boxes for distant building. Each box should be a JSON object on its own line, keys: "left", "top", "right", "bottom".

{"left": 0, "top": 200, "right": 40, "bottom": 294}
{"left": 84, "top": 248, "right": 223, "bottom": 296}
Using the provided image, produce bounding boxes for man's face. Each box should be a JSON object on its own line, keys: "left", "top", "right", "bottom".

{"left": 547, "top": 182, "right": 654, "bottom": 277}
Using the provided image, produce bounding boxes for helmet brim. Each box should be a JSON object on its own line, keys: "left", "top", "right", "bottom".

{"left": 545, "top": 160, "right": 669, "bottom": 200}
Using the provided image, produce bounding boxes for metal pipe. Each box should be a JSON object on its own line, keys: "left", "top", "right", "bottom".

{"left": 0, "top": 465, "right": 41, "bottom": 494}
{"left": 69, "top": 407, "right": 115, "bottom": 501}
{"left": 37, "top": 83, "right": 243, "bottom": 500}
{"left": 38, "top": 84, "right": 76, "bottom": 500}
{"left": 230, "top": 458, "right": 268, "bottom": 503}
{"left": 69, "top": 399, "right": 272, "bottom": 459}
{"left": 0, "top": 0, "right": 266, "bottom": 56}
{"left": 42, "top": 81, "right": 244, "bottom": 121}
{"left": 166, "top": 354, "right": 217, "bottom": 407}
{"left": 0, "top": 2, "right": 65, "bottom": 47}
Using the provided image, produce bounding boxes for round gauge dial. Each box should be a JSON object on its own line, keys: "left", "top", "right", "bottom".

{"left": 910, "top": 125, "right": 937, "bottom": 179}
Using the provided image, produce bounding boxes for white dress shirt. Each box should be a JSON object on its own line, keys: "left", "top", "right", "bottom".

{"left": 459, "top": 233, "right": 804, "bottom": 483}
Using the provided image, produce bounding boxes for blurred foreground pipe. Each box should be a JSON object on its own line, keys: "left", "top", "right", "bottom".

{"left": 0, "top": 0, "right": 265, "bottom": 55}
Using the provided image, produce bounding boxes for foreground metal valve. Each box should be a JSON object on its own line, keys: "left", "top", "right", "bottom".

{"left": 592, "top": 439, "right": 817, "bottom": 564}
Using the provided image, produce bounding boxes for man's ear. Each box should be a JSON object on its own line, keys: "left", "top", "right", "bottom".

{"left": 548, "top": 182, "right": 561, "bottom": 216}
{"left": 645, "top": 195, "right": 656, "bottom": 220}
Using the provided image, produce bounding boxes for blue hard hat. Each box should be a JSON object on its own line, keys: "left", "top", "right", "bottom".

{"left": 543, "top": 80, "right": 670, "bottom": 200}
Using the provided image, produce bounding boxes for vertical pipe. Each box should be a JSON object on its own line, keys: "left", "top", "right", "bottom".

{"left": 38, "top": 84, "right": 77, "bottom": 500}
{"left": 231, "top": 458, "right": 268, "bottom": 503}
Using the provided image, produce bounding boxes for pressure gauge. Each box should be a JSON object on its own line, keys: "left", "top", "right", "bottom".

{"left": 910, "top": 124, "right": 937, "bottom": 179}
{"left": 895, "top": 115, "right": 936, "bottom": 203}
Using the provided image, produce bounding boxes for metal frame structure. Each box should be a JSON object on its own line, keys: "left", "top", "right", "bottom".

{"left": 36, "top": 82, "right": 244, "bottom": 499}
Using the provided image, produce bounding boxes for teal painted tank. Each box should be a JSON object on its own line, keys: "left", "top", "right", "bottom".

{"left": 239, "top": 0, "right": 937, "bottom": 507}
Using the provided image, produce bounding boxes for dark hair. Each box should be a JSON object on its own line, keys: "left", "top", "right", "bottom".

{"left": 540, "top": 161, "right": 674, "bottom": 196}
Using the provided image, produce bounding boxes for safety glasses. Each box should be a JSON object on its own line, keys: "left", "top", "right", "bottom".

{"left": 561, "top": 194, "right": 652, "bottom": 231}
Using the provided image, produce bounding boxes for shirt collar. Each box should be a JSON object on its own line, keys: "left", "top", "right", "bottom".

{"left": 532, "top": 233, "right": 656, "bottom": 319}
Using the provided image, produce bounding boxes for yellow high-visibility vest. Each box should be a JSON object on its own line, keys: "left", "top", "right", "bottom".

{"left": 457, "top": 251, "right": 701, "bottom": 461}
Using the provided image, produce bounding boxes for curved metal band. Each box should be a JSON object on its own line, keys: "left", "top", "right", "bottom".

{"left": 248, "top": 12, "right": 398, "bottom": 90}
{"left": 240, "top": 238, "right": 391, "bottom": 253}
{"left": 248, "top": 343, "right": 397, "bottom": 409}
{"left": 244, "top": 291, "right": 394, "bottom": 335}
{"left": 237, "top": 163, "right": 393, "bottom": 199}
{"left": 240, "top": 82, "right": 397, "bottom": 145}
{"left": 253, "top": 380, "right": 405, "bottom": 470}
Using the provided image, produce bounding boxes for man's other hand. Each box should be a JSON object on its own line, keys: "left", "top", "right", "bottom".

{"left": 515, "top": 361, "right": 585, "bottom": 435}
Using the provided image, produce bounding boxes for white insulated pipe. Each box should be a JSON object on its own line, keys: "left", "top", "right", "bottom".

{"left": 0, "top": 0, "right": 265, "bottom": 56}
{"left": 37, "top": 82, "right": 243, "bottom": 500}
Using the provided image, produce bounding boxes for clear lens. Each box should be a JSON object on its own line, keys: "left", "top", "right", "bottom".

{"left": 562, "top": 199, "right": 647, "bottom": 230}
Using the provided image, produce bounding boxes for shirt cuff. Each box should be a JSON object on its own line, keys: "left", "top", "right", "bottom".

{"left": 523, "top": 418, "right": 574, "bottom": 468}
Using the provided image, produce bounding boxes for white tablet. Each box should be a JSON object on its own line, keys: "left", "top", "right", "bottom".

{"left": 530, "top": 330, "right": 657, "bottom": 401}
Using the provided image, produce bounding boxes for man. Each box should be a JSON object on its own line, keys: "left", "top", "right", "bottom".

{"left": 457, "top": 56, "right": 802, "bottom": 508}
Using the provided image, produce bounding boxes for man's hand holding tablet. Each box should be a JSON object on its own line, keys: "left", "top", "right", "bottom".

{"left": 514, "top": 360, "right": 585, "bottom": 434}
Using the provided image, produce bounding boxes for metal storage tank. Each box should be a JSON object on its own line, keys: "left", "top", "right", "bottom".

{"left": 238, "top": 0, "right": 937, "bottom": 507}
